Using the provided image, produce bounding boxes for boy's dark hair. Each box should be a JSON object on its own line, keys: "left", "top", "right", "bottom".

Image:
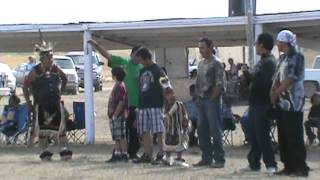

{"left": 135, "top": 47, "right": 152, "bottom": 60}
{"left": 111, "top": 67, "right": 126, "bottom": 81}
{"left": 199, "top": 37, "right": 214, "bottom": 49}
{"left": 189, "top": 84, "right": 196, "bottom": 93}
{"left": 257, "top": 33, "right": 274, "bottom": 51}
{"left": 130, "top": 45, "right": 142, "bottom": 55}
{"left": 9, "top": 94, "right": 20, "bottom": 105}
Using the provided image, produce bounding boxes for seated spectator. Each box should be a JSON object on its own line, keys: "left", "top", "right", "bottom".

{"left": 184, "top": 84, "right": 199, "bottom": 146}
{"left": 304, "top": 92, "right": 320, "bottom": 145}
{"left": 0, "top": 94, "right": 20, "bottom": 131}
{"left": 221, "top": 97, "right": 236, "bottom": 131}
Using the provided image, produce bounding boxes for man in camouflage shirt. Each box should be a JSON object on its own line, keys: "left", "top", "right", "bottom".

{"left": 193, "top": 37, "right": 226, "bottom": 168}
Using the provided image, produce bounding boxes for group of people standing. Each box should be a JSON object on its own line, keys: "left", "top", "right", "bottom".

{"left": 90, "top": 41, "right": 190, "bottom": 164}
{"left": 242, "top": 30, "right": 309, "bottom": 177}
{"left": 89, "top": 29, "right": 310, "bottom": 177}
{"left": 21, "top": 28, "right": 309, "bottom": 177}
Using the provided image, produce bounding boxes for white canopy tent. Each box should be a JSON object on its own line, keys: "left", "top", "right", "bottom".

{"left": 1, "top": 10, "right": 320, "bottom": 144}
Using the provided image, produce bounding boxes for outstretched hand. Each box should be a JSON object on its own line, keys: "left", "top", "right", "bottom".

{"left": 87, "top": 39, "right": 98, "bottom": 48}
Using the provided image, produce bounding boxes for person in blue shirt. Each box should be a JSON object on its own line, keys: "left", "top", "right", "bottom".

{"left": 184, "top": 84, "right": 199, "bottom": 146}
{"left": 26, "top": 56, "right": 36, "bottom": 70}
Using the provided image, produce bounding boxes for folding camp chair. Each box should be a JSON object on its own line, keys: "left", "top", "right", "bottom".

{"left": 222, "top": 114, "right": 237, "bottom": 146}
{"left": 67, "top": 101, "right": 86, "bottom": 144}
{"left": 0, "top": 103, "right": 29, "bottom": 145}
{"left": 223, "top": 129, "right": 234, "bottom": 146}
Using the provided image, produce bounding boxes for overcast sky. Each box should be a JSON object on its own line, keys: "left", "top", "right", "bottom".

{"left": 1, "top": 0, "right": 319, "bottom": 24}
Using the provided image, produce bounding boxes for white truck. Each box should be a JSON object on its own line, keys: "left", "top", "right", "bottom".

{"left": 304, "top": 55, "right": 320, "bottom": 97}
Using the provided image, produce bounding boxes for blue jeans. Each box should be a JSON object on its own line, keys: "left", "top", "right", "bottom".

{"left": 197, "top": 97, "right": 225, "bottom": 163}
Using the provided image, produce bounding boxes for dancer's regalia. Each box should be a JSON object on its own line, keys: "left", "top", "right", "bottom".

{"left": 26, "top": 42, "right": 72, "bottom": 161}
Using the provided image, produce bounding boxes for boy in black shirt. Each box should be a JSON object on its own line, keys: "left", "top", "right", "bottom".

{"left": 133, "top": 48, "right": 166, "bottom": 163}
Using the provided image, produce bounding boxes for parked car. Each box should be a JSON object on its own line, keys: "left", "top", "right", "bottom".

{"left": 188, "top": 58, "right": 198, "bottom": 78}
{"left": 304, "top": 55, "right": 320, "bottom": 97}
{"left": 66, "top": 51, "right": 104, "bottom": 92}
{"left": 12, "top": 63, "right": 35, "bottom": 86}
{"left": 0, "top": 62, "right": 16, "bottom": 93}
{"left": 53, "top": 56, "right": 79, "bottom": 95}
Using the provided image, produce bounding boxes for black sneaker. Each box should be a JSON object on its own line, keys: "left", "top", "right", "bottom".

{"left": 151, "top": 153, "right": 165, "bottom": 165}
{"left": 192, "top": 160, "right": 212, "bottom": 167}
{"left": 275, "top": 168, "right": 291, "bottom": 176}
{"left": 211, "top": 161, "right": 225, "bottom": 168}
{"left": 120, "top": 154, "right": 129, "bottom": 162}
{"left": 132, "top": 154, "right": 152, "bottom": 164}
{"left": 40, "top": 151, "right": 53, "bottom": 161}
{"left": 105, "top": 154, "right": 120, "bottom": 163}
{"left": 129, "top": 154, "right": 139, "bottom": 160}
{"left": 290, "top": 170, "right": 309, "bottom": 177}
{"left": 59, "top": 149, "right": 73, "bottom": 161}
{"left": 155, "top": 153, "right": 164, "bottom": 161}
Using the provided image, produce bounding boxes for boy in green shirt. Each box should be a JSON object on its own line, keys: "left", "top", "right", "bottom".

{"left": 88, "top": 40, "right": 143, "bottom": 159}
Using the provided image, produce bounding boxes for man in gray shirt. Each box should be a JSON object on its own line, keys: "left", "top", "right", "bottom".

{"left": 193, "top": 37, "right": 225, "bottom": 168}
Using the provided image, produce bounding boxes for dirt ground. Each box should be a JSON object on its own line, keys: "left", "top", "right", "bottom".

{"left": 0, "top": 81, "right": 319, "bottom": 180}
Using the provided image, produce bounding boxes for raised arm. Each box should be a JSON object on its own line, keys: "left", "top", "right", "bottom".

{"left": 87, "top": 40, "right": 112, "bottom": 61}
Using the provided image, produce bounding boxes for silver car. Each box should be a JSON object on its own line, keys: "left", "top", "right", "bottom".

{"left": 53, "top": 56, "right": 79, "bottom": 95}
{"left": 13, "top": 63, "right": 35, "bottom": 86}
{"left": 66, "top": 51, "right": 104, "bottom": 92}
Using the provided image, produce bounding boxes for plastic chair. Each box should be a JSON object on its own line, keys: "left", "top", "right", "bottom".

{"left": 67, "top": 101, "right": 86, "bottom": 144}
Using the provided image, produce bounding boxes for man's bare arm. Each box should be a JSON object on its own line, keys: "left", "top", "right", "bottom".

{"left": 87, "top": 40, "right": 112, "bottom": 60}
{"left": 113, "top": 101, "right": 125, "bottom": 118}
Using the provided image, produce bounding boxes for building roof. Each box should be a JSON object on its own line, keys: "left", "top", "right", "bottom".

{"left": 0, "top": 10, "right": 320, "bottom": 52}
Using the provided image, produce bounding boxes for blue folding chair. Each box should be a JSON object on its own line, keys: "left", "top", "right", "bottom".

{"left": 67, "top": 101, "right": 86, "bottom": 144}
{"left": 0, "top": 103, "right": 29, "bottom": 145}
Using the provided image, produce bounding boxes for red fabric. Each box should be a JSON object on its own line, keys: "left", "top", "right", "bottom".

{"left": 24, "top": 64, "right": 60, "bottom": 87}
{"left": 108, "top": 82, "right": 128, "bottom": 119}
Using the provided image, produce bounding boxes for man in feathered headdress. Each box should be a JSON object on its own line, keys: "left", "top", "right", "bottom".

{"left": 23, "top": 41, "right": 72, "bottom": 161}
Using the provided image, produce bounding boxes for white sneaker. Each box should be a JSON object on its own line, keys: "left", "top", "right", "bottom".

{"left": 266, "top": 167, "right": 277, "bottom": 176}
{"left": 164, "top": 155, "right": 173, "bottom": 166}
